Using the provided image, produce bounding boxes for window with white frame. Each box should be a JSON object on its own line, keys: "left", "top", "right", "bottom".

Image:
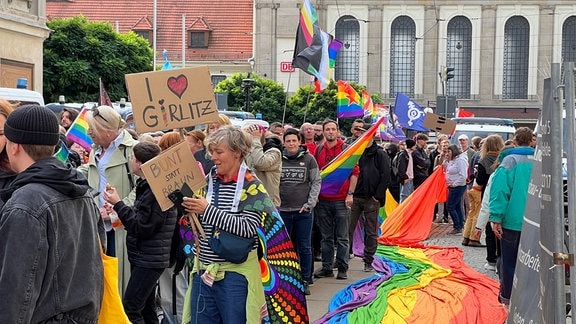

{"left": 502, "top": 16, "right": 529, "bottom": 100}
{"left": 446, "top": 16, "right": 472, "bottom": 99}
{"left": 335, "top": 16, "right": 360, "bottom": 83}
{"left": 389, "top": 16, "right": 415, "bottom": 98}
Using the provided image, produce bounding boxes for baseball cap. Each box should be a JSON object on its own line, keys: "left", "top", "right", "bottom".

{"left": 458, "top": 134, "right": 469, "bottom": 141}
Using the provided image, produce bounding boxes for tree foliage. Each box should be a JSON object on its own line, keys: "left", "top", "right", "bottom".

{"left": 44, "top": 15, "right": 153, "bottom": 103}
{"left": 214, "top": 73, "right": 289, "bottom": 123}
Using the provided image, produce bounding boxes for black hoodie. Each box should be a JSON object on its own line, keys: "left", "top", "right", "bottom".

{"left": 0, "top": 157, "right": 105, "bottom": 323}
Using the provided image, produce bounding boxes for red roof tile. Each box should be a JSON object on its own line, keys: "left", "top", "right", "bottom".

{"left": 46, "top": 0, "right": 253, "bottom": 62}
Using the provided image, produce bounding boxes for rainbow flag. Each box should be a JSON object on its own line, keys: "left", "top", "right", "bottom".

{"left": 53, "top": 140, "right": 70, "bottom": 164}
{"left": 66, "top": 107, "right": 93, "bottom": 151}
{"left": 336, "top": 80, "right": 363, "bottom": 118}
{"left": 318, "top": 170, "right": 506, "bottom": 323}
{"left": 314, "top": 39, "right": 343, "bottom": 92}
{"left": 317, "top": 245, "right": 507, "bottom": 323}
{"left": 319, "top": 117, "right": 384, "bottom": 196}
{"left": 292, "top": 0, "right": 342, "bottom": 91}
{"left": 361, "top": 89, "right": 376, "bottom": 120}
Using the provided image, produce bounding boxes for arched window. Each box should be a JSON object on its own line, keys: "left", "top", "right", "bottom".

{"left": 446, "top": 16, "right": 472, "bottom": 99}
{"left": 502, "top": 16, "right": 529, "bottom": 99}
{"left": 335, "top": 16, "right": 360, "bottom": 83}
{"left": 389, "top": 16, "right": 415, "bottom": 97}
{"left": 562, "top": 16, "right": 576, "bottom": 63}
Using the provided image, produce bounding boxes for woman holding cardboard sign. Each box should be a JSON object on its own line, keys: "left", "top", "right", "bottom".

{"left": 179, "top": 125, "right": 265, "bottom": 323}
{"left": 104, "top": 141, "right": 177, "bottom": 324}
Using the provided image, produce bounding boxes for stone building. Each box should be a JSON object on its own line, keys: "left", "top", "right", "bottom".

{"left": 0, "top": 0, "right": 50, "bottom": 91}
{"left": 254, "top": 1, "right": 576, "bottom": 124}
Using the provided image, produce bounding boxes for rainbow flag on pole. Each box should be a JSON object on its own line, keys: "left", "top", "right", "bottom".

{"left": 66, "top": 107, "right": 93, "bottom": 151}
{"left": 319, "top": 117, "right": 384, "bottom": 196}
{"left": 336, "top": 80, "right": 363, "bottom": 118}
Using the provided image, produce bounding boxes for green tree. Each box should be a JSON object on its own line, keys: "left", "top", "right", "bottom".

{"left": 44, "top": 15, "right": 153, "bottom": 103}
{"left": 214, "top": 73, "right": 288, "bottom": 123}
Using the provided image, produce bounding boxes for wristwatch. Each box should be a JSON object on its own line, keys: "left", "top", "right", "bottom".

{"left": 347, "top": 191, "right": 354, "bottom": 195}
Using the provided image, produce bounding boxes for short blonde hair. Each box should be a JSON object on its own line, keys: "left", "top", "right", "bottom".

{"left": 85, "top": 105, "right": 124, "bottom": 133}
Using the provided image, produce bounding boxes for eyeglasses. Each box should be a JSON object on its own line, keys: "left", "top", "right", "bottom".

{"left": 93, "top": 107, "right": 109, "bottom": 123}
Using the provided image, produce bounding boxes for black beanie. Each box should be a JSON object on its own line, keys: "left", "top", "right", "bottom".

{"left": 5, "top": 104, "right": 60, "bottom": 145}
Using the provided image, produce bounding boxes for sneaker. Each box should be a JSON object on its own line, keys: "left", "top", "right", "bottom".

{"left": 449, "top": 228, "right": 462, "bottom": 235}
{"left": 349, "top": 253, "right": 355, "bottom": 259}
{"left": 314, "top": 268, "right": 334, "bottom": 278}
{"left": 303, "top": 282, "right": 311, "bottom": 295}
{"left": 484, "top": 262, "right": 496, "bottom": 271}
{"left": 308, "top": 277, "right": 315, "bottom": 286}
{"left": 468, "top": 240, "right": 486, "bottom": 248}
{"left": 364, "top": 264, "right": 374, "bottom": 272}
{"left": 336, "top": 270, "right": 348, "bottom": 280}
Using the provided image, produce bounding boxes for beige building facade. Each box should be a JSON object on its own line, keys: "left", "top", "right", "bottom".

{"left": 0, "top": 0, "right": 50, "bottom": 92}
{"left": 254, "top": 1, "right": 576, "bottom": 124}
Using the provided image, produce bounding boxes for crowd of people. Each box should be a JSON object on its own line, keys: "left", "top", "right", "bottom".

{"left": 0, "top": 100, "right": 538, "bottom": 322}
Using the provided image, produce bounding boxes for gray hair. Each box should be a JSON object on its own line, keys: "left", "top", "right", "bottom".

{"left": 85, "top": 105, "right": 124, "bottom": 132}
{"left": 204, "top": 125, "right": 252, "bottom": 160}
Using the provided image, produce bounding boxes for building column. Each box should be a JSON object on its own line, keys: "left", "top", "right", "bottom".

{"left": 480, "top": 5, "right": 496, "bottom": 101}
{"left": 367, "top": 5, "right": 383, "bottom": 94}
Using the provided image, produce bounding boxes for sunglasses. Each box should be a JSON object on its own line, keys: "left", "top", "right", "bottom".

{"left": 93, "top": 107, "right": 109, "bottom": 123}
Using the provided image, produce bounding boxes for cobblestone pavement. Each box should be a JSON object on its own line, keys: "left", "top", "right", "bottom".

{"left": 307, "top": 222, "right": 499, "bottom": 322}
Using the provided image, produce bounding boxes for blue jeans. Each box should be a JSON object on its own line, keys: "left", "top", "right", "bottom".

{"left": 499, "top": 228, "right": 521, "bottom": 305}
{"left": 315, "top": 200, "right": 350, "bottom": 272}
{"left": 280, "top": 210, "right": 313, "bottom": 282}
{"left": 123, "top": 266, "right": 164, "bottom": 324}
{"left": 447, "top": 186, "right": 466, "bottom": 230}
{"left": 190, "top": 271, "right": 248, "bottom": 324}
{"left": 400, "top": 179, "right": 414, "bottom": 203}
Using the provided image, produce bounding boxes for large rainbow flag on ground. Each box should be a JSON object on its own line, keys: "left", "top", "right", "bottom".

{"left": 318, "top": 168, "right": 507, "bottom": 323}
{"left": 319, "top": 117, "right": 384, "bottom": 196}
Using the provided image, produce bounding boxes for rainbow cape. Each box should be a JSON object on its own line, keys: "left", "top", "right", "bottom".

{"left": 318, "top": 168, "right": 507, "bottom": 323}
{"left": 66, "top": 107, "right": 93, "bottom": 151}
{"left": 319, "top": 117, "right": 384, "bottom": 196}
{"left": 336, "top": 80, "right": 363, "bottom": 118}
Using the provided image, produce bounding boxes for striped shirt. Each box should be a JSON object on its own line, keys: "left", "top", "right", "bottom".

{"left": 197, "top": 179, "right": 262, "bottom": 264}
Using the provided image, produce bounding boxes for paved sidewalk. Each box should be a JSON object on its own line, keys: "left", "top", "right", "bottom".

{"left": 306, "top": 222, "right": 498, "bottom": 322}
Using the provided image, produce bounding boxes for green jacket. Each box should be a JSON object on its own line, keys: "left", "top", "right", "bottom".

{"left": 488, "top": 146, "right": 535, "bottom": 231}
{"left": 78, "top": 129, "right": 138, "bottom": 205}
{"left": 77, "top": 129, "right": 138, "bottom": 297}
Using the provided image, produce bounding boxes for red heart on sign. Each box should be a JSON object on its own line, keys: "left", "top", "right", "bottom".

{"left": 167, "top": 74, "right": 188, "bottom": 99}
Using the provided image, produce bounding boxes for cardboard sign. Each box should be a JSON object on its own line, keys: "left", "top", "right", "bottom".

{"left": 125, "top": 66, "right": 219, "bottom": 132}
{"left": 141, "top": 141, "right": 206, "bottom": 211}
{"left": 423, "top": 113, "right": 457, "bottom": 134}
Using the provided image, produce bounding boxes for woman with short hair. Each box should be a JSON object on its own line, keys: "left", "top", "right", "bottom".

{"left": 443, "top": 144, "right": 468, "bottom": 235}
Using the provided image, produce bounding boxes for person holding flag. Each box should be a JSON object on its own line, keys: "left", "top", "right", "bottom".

{"left": 348, "top": 123, "right": 390, "bottom": 272}
{"left": 313, "top": 119, "right": 358, "bottom": 280}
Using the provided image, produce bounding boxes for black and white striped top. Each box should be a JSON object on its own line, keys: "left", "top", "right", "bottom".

{"left": 197, "top": 179, "right": 262, "bottom": 264}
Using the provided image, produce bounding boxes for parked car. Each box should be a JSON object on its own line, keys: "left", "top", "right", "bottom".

{"left": 0, "top": 87, "right": 44, "bottom": 106}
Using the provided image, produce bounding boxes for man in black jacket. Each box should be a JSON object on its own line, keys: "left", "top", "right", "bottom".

{"left": 0, "top": 104, "right": 105, "bottom": 323}
{"left": 348, "top": 125, "right": 391, "bottom": 272}
{"left": 412, "top": 133, "right": 431, "bottom": 189}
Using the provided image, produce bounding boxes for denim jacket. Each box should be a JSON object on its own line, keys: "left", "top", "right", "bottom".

{"left": 0, "top": 158, "right": 105, "bottom": 323}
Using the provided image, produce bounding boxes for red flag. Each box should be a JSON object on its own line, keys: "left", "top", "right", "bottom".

{"left": 99, "top": 78, "right": 113, "bottom": 107}
{"left": 456, "top": 108, "right": 475, "bottom": 118}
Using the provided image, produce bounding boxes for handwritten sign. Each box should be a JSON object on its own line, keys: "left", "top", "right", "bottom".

{"left": 125, "top": 66, "right": 219, "bottom": 132}
{"left": 140, "top": 141, "right": 206, "bottom": 211}
{"left": 423, "top": 113, "right": 457, "bottom": 134}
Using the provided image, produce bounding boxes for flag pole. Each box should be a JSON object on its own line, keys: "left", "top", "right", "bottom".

{"left": 281, "top": 71, "right": 292, "bottom": 126}
{"left": 302, "top": 79, "right": 314, "bottom": 124}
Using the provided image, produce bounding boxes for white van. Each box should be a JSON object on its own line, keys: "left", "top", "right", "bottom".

{"left": 0, "top": 87, "right": 44, "bottom": 106}
{"left": 451, "top": 117, "right": 516, "bottom": 144}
